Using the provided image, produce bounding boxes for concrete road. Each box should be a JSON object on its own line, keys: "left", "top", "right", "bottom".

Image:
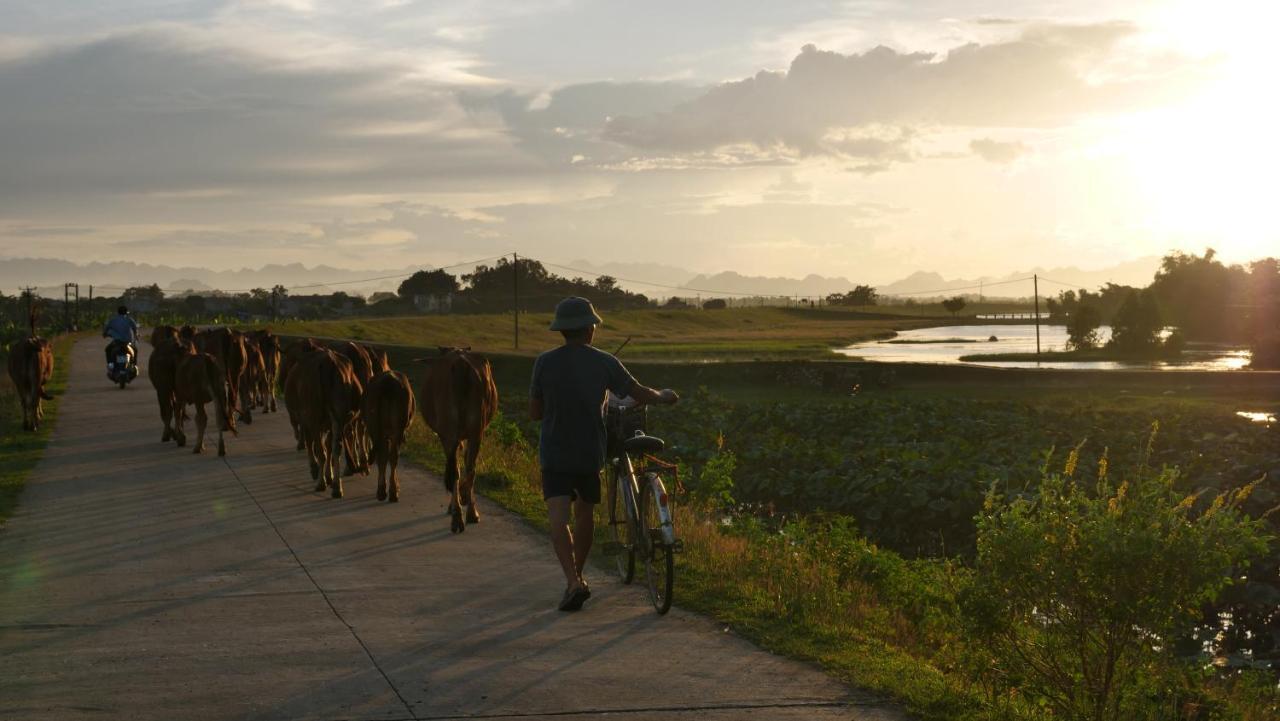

{"left": 1, "top": 338, "right": 907, "bottom": 721}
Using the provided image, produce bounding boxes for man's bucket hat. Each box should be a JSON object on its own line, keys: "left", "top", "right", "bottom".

{"left": 550, "top": 296, "right": 603, "bottom": 331}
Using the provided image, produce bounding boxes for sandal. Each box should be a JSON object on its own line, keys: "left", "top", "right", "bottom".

{"left": 558, "top": 585, "right": 591, "bottom": 612}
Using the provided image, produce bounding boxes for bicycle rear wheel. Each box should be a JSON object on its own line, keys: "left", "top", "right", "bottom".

{"left": 607, "top": 465, "right": 636, "bottom": 584}
{"left": 641, "top": 478, "right": 674, "bottom": 614}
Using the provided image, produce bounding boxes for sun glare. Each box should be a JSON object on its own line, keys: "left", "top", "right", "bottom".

{"left": 1117, "top": 2, "right": 1280, "bottom": 261}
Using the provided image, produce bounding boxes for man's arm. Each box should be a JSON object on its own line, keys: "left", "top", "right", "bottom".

{"left": 628, "top": 384, "right": 678, "bottom": 406}
{"left": 529, "top": 354, "right": 544, "bottom": 420}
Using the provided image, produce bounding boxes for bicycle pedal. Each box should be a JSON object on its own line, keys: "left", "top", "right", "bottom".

{"left": 601, "top": 541, "right": 624, "bottom": 557}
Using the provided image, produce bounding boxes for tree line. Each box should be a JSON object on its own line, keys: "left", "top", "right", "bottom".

{"left": 1046, "top": 249, "right": 1278, "bottom": 366}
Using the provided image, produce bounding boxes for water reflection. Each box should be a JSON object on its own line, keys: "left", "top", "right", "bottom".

{"left": 837, "top": 324, "right": 1253, "bottom": 371}
{"left": 1236, "top": 411, "right": 1277, "bottom": 424}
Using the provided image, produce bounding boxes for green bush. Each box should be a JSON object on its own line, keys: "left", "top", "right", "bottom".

{"left": 961, "top": 441, "right": 1271, "bottom": 721}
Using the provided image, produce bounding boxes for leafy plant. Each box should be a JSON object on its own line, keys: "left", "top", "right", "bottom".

{"left": 961, "top": 440, "right": 1271, "bottom": 721}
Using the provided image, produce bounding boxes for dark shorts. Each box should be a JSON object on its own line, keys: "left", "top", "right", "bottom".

{"left": 542, "top": 469, "right": 601, "bottom": 504}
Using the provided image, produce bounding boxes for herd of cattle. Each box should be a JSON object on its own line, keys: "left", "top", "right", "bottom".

{"left": 7, "top": 324, "right": 500, "bottom": 534}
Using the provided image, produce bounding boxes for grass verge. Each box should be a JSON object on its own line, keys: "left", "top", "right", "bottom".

{"left": 0, "top": 334, "right": 77, "bottom": 524}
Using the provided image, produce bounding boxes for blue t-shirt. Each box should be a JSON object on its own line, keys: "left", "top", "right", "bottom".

{"left": 103, "top": 315, "right": 138, "bottom": 343}
{"left": 530, "top": 344, "right": 637, "bottom": 473}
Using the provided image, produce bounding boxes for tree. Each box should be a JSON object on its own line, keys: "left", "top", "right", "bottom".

{"left": 368, "top": 291, "right": 397, "bottom": 305}
{"left": 398, "top": 269, "right": 459, "bottom": 299}
{"left": 594, "top": 275, "right": 619, "bottom": 294}
{"left": 942, "top": 296, "right": 966, "bottom": 317}
{"left": 1108, "top": 289, "right": 1163, "bottom": 352}
{"left": 702, "top": 298, "right": 727, "bottom": 310}
{"left": 824, "top": 285, "right": 879, "bottom": 306}
{"left": 1065, "top": 304, "right": 1103, "bottom": 351}
{"left": 1150, "top": 248, "right": 1249, "bottom": 342}
{"left": 848, "top": 284, "right": 878, "bottom": 306}
{"left": 121, "top": 284, "right": 164, "bottom": 305}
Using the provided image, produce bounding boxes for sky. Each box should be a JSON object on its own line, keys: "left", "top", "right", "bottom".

{"left": 0, "top": 0, "right": 1275, "bottom": 285}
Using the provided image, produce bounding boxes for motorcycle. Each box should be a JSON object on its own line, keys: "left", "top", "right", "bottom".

{"left": 106, "top": 339, "right": 139, "bottom": 389}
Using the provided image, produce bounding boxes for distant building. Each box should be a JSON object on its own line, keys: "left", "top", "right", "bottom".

{"left": 413, "top": 293, "right": 453, "bottom": 313}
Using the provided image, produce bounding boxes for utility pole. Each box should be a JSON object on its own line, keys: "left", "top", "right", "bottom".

{"left": 512, "top": 252, "right": 520, "bottom": 350}
{"left": 88, "top": 285, "right": 94, "bottom": 323}
{"left": 1033, "top": 274, "right": 1041, "bottom": 357}
{"left": 21, "top": 286, "right": 34, "bottom": 328}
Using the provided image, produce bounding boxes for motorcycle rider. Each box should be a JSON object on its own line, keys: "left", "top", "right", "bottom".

{"left": 102, "top": 305, "right": 139, "bottom": 372}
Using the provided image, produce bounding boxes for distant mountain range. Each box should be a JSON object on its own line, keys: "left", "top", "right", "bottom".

{"left": 0, "top": 258, "right": 429, "bottom": 297}
{"left": 876, "top": 258, "right": 1162, "bottom": 298}
{"left": 0, "top": 256, "right": 1162, "bottom": 300}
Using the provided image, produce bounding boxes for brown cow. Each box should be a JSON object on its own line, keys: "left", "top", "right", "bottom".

{"left": 362, "top": 370, "right": 415, "bottom": 502}
{"left": 148, "top": 329, "right": 187, "bottom": 443}
{"left": 195, "top": 327, "right": 252, "bottom": 426}
{"left": 281, "top": 338, "right": 325, "bottom": 449}
{"left": 332, "top": 341, "right": 376, "bottom": 475}
{"left": 419, "top": 347, "right": 498, "bottom": 533}
{"left": 249, "top": 329, "right": 281, "bottom": 412}
{"left": 173, "top": 342, "right": 236, "bottom": 455}
{"left": 6, "top": 320, "right": 54, "bottom": 432}
{"left": 364, "top": 344, "right": 390, "bottom": 374}
{"left": 243, "top": 340, "right": 266, "bottom": 410}
{"left": 288, "top": 349, "right": 363, "bottom": 498}
{"left": 150, "top": 325, "right": 179, "bottom": 347}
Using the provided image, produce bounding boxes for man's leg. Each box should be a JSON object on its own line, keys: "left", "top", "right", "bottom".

{"left": 572, "top": 497, "right": 594, "bottom": 581}
{"left": 547, "top": 496, "right": 584, "bottom": 591}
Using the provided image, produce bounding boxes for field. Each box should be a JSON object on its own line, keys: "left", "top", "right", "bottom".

{"left": 268, "top": 306, "right": 940, "bottom": 360}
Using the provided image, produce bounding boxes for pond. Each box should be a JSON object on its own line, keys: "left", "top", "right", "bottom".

{"left": 836, "top": 324, "right": 1253, "bottom": 371}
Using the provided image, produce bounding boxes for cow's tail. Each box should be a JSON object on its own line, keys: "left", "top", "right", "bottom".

{"left": 27, "top": 307, "right": 37, "bottom": 336}
{"left": 34, "top": 348, "right": 53, "bottom": 401}
{"left": 206, "top": 358, "right": 238, "bottom": 436}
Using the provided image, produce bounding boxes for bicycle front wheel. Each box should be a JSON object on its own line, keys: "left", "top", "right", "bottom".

{"left": 641, "top": 478, "right": 674, "bottom": 614}
{"left": 607, "top": 465, "right": 636, "bottom": 584}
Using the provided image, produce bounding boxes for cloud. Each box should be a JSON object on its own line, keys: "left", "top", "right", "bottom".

{"left": 604, "top": 23, "right": 1201, "bottom": 159}
{"left": 969, "top": 137, "right": 1030, "bottom": 163}
{"left": 0, "top": 26, "right": 527, "bottom": 204}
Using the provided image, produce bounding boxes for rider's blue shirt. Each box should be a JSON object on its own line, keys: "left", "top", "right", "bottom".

{"left": 530, "top": 343, "right": 637, "bottom": 474}
{"left": 103, "top": 315, "right": 138, "bottom": 343}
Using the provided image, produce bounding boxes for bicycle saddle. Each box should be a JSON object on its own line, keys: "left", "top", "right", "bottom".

{"left": 623, "top": 434, "right": 665, "bottom": 455}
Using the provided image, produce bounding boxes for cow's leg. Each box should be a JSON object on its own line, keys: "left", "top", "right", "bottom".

{"left": 173, "top": 401, "right": 188, "bottom": 446}
{"left": 309, "top": 431, "right": 326, "bottom": 491}
{"left": 193, "top": 402, "right": 208, "bottom": 454}
{"left": 22, "top": 392, "right": 33, "bottom": 431}
{"left": 388, "top": 443, "right": 401, "bottom": 503}
{"left": 268, "top": 371, "right": 278, "bottom": 412}
{"left": 329, "top": 419, "right": 344, "bottom": 499}
{"left": 239, "top": 377, "right": 253, "bottom": 425}
{"left": 463, "top": 437, "right": 481, "bottom": 525}
{"left": 445, "top": 442, "right": 464, "bottom": 533}
{"left": 158, "top": 389, "right": 173, "bottom": 442}
{"left": 375, "top": 440, "right": 388, "bottom": 501}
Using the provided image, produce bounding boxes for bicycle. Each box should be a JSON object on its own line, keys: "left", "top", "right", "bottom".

{"left": 603, "top": 394, "right": 682, "bottom": 614}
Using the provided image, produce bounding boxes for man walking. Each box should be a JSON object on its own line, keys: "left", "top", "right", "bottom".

{"left": 530, "top": 297, "right": 678, "bottom": 611}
